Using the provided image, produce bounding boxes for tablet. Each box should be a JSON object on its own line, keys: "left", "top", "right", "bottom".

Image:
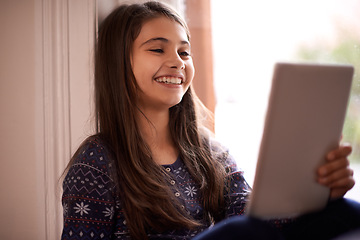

{"left": 246, "top": 62, "right": 354, "bottom": 219}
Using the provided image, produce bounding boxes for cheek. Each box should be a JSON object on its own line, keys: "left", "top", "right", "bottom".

{"left": 187, "top": 62, "right": 195, "bottom": 84}
{"left": 132, "top": 58, "right": 152, "bottom": 86}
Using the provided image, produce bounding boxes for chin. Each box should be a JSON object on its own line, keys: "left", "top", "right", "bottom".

{"left": 164, "top": 98, "right": 183, "bottom": 109}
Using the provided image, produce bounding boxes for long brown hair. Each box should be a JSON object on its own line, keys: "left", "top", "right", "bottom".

{"left": 93, "top": 1, "right": 226, "bottom": 239}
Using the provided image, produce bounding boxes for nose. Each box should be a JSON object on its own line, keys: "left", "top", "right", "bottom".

{"left": 167, "top": 52, "right": 185, "bottom": 70}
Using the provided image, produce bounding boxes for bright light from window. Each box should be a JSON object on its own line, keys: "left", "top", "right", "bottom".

{"left": 211, "top": 0, "right": 360, "bottom": 200}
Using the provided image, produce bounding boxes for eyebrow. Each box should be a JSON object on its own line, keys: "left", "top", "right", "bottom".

{"left": 141, "top": 37, "right": 190, "bottom": 47}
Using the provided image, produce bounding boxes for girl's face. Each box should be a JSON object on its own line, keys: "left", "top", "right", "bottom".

{"left": 131, "top": 16, "right": 194, "bottom": 112}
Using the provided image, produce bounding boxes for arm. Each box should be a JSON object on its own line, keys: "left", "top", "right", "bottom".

{"left": 317, "top": 144, "right": 355, "bottom": 200}
{"left": 223, "top": 153, "right": 252, "bottom": 218}
{"left": 61, "top": 139, "right": 129, "bottom": 239}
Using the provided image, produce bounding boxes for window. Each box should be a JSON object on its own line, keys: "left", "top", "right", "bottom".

{"left": 211, "top": 0, "right": 360, "bottom": 200}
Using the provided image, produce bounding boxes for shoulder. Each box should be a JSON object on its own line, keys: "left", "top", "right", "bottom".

{"left": 206, "top": 135, "right": 238, "bottom": 171}
{"left": 63, "top": 135, "right": 116, "bottom": 198}
{"left": 70, "top": 135, "right": 114, "bottom": 179}
{"left": 62, "top": 135, "right": 117, "bottom": 201}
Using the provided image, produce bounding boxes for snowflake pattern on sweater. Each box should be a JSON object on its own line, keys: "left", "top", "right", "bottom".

{"left": 61, "top": 137, "right": 251, "bottom": 239}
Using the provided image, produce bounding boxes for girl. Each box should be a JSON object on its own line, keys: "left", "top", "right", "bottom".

{"left": 61, "top": 1, "right": 360, "bottom": 239}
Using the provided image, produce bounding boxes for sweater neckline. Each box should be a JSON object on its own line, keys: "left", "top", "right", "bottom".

{"left": 162, "top": 155, "right": 182, "bottom": 169}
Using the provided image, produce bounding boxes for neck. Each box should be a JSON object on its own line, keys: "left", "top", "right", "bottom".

{"left": 136, "top": 108, "right": 178, "bottom": 165}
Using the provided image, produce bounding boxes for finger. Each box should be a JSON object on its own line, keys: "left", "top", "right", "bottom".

{"left": 326, "top": 144, "right": 352, "bottom": 161}
{"left": 329, "top": 176, "right": 355, "bottom": 189}
{"left": 318, "top": 157, "right": 349, "bottom": 177}
{"left": 330, "top": 187, "right": 350, "bottom": 200}
{"left": 318, "top": 167, "right": 354, "bottom": 186}
{"left": 329, "top": 178, "right": 356, "bottom": 200}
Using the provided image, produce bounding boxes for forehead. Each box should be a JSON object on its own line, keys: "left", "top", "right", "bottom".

{"left": 135, "top": 16, "right": 189, "bottom": 43}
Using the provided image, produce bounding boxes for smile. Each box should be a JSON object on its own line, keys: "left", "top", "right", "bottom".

{"left": 154, "top": 76, "right": 183, "bottom": 85}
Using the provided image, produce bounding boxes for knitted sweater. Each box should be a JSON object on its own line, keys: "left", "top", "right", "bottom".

{"left": 61, "top": 137, "right": 251, "bottom": 239}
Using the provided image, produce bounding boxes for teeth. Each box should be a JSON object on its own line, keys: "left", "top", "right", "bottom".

{"left": 155, "top": 77, "right": 182, "bottom": 84}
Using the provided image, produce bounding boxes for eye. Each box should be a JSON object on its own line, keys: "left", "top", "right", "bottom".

{"left": 149, "top": 49, "right": 164, "bottom": 53}
{"left": 179, "top": 51, "right": 190, "bottom": 57}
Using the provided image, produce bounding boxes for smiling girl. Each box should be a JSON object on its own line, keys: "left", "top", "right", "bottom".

{"left": 61, "top": 2, "right": 360, "bottom": 240}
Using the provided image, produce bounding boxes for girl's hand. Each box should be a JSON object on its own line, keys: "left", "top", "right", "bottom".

{"left": 317, "top": 145, "right": 355, "bottom": 200}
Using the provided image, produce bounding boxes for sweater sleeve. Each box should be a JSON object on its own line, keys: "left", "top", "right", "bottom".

{"left": 61, "top": 138, "right": 129, "bottom": 239}
{"left": 223, "top": 153, "right": 252, "bottom": 218}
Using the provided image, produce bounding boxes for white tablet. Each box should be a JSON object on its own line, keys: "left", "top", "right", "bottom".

{"left": 246, "top": 62, "right": 354, "bottom": 219}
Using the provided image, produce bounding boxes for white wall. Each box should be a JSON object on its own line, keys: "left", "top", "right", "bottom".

{"left": 0, "top": 1, "right": 46, "bottom": 239}
{"left": 0, "top": 0, "right": 95, "bottom": 239}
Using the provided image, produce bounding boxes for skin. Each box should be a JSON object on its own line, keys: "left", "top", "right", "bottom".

{"left": 130, "top": 16, "right": 355, "bottom": 198}
{"left": 318, "top": 144, "right": 355, "bottom": 199}
{"left": 131, "top": 16, "right": 194, "bottom": 165}
{"left": 131, "top": 16, "right": 194, "bottom": 112}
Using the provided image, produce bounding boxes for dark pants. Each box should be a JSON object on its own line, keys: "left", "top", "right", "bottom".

{"left": 193, "top": 198, "right": 360, "bottom": 240}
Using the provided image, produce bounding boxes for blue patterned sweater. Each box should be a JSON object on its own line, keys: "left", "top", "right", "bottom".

{"left": 61, "top": 137, "right": 252, "bottom": 239}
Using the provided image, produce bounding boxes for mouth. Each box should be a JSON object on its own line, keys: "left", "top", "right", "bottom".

{"left": 154, "top": 76, "right": 183, "bottom": 85}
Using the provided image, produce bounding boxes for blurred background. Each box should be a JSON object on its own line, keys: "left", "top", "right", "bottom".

{"left": 211, "top": 0, "right": 360, "bottom": 201}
